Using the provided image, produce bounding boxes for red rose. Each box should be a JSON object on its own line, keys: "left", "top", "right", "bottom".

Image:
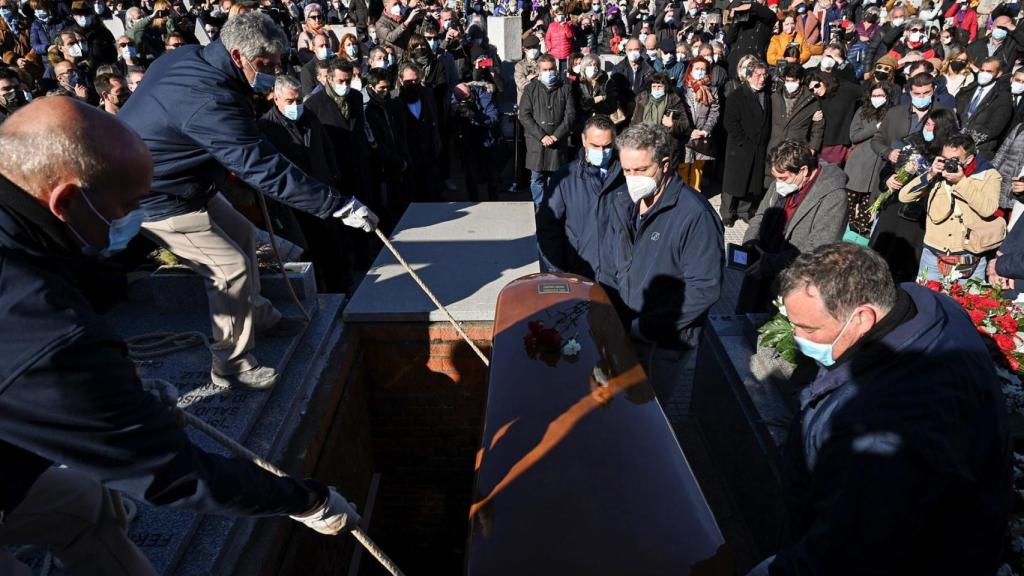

{"left": 528, "top": 320, "right": 544, "bottom": 333}
{"left": 967, "top": 309, "right": 986, "bottom": 325}
{"left": 535, "top": 328, "right": 562, "bottom": 351}
{"left": 994, "top": 333, "right": 1016, "bottom": 352}
{"left": 924, "top": 280, "right": 943, "bottom": 292}
{"left": 949, "top": 283, "right": 965, "bottom": 296}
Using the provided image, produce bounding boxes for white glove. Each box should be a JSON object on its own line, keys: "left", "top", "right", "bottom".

{"left": 332, "top": 199, "right": 379, "bottom": 232}
{"left": 140, "top": 378, "right": 179, "bottom": 407}
{"left": 290, "top": 487, "right": 361, "bottom": 535}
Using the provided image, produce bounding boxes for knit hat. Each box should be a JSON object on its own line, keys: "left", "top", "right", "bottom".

{"left": 523, "top": 34, "right": 540, "bottom": 49}
{"left": 875, "top": 54, "right": 898, "bottom": 69}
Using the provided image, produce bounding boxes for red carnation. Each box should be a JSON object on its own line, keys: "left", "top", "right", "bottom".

{"left": 528, "top": 320, "right": 544, "bottom": 333}
{"left": 535, "top": 328, "right": 562, "bottom": 351}
{"left": 1010, "top": 356, "right": 1022, "bottom": 373}
{"left": 924, "top": 280, "right": 942, "bottom": 292}
{"left": 967, "top": 308, "right": 986, "bottom": 325}
{"left": 975, "top": 297, "right": 1001, "bottom": 311}
{"left": 995, "top": 313, "right": 1019, "bottom": 334}
{"left": 994, "top": 333, "right": 1016, "bottom": 352}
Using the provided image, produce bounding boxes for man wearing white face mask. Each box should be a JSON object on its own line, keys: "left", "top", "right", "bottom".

{"left": 607, "top": 123, "right": 723, "bottom": 409}
{"left": 745, "top": 242, "right": 1010, "bottom": 576}
{"left": 611, "top": 37, "right": 654, "bottom": 118}
{"left": 954, "top": 55, "right": 1012, "bottom": 158}
{"left": 738, "top": 139, "right": 848, "bottom": 313}
{"left": 299, "top": 32, "right": 335, "bottom": 96}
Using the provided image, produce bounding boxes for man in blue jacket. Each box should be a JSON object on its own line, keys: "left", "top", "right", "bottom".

{"left": 0, "top": 97, "right": 360, "bottom": 576}
{"left": 608, "top": 123, "right": 724, "bottom": 409}
{"left": 749, "top": 243, "right": 1011, "bottom": 576}
{"left": 537, "top": 114, "right": 625, "bottom": 290}
{"left": 119, "top": 12, "right": 377, "bottom": 391}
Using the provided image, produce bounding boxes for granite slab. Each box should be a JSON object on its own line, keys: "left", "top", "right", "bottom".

{"left": 344, "top": 202, "right": 539, "bottom": 323}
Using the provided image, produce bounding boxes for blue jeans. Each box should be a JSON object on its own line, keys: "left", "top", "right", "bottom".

{"left": 530, "top": 170, "right": 552, "bottom": 207}
{"left": 918, "top": 246, "right": 986, "bottom": 283}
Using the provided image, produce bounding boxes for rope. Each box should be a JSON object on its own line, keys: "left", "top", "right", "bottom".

{"left": 125, "top": 331, "right": 210, "bottom": 359}
{"left": 373, "top": 228, "right": 490, "bottom": 367}
{"left": 253, "top": 189, "right": 311, "bottom": 323}
{"left": 175, "top": 407, "right": 405, "bottom": 576}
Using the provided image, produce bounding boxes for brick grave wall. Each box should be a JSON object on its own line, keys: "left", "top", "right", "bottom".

{"left": 355, "top": 322, "right": 492, "bottom": 575}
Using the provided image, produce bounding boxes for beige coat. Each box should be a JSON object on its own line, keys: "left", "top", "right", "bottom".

{"left": 899, "top": 165, "right": 1002, "bottom": 253}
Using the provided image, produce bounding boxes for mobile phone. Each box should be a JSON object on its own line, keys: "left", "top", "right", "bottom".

{"left": 478, "top": 57, "right": 494, "bottom": 68}
{"left": 727, "top": 243, "right": 760, "bottom": 271}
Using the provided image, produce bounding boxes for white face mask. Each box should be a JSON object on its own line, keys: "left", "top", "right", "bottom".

{"left": 627, "top": 50, "right": 641, "bottom": 62}
{"left": 334, "top": 82, "right": 349, "bottom": 95}
{"left": 317, "top": 46, "right": 329, "bottom": 59}
{"left": 350, "top": 76, "right": 363, "bottom": 91}
{"left": 784, "top": 80, "right": 800, "bottom": 94}
{"left": 775, "top": 179, "right": 800, "bottom": 196}
{"left": 870, "top": 95, "right": 886, "bottom": 108}
{"left": 67, "top": 43, "right": 84, "bottom": 58}
{"left": 908, "top": 31, "right": 924, "bottom": 44}
{"left": 1013, "top": 81, "right": 1024, "bottom": 95}
{"left": 625, "top": 174, "right": 659, "bottom": 202}
{"left": 526, "top": 48, "right": 540, "bottom": 59}
{"left": 977, "top": 71, "right": 994, "bottom": 85}
{"left": 891, "top": 17, "right": 904, "bottom": 27}
{"left": 584, "top": 65, "right": 597, "bottom": 78}
{"left": 572, "top": 64, "right": 581, "bottom": 74}
{"left": 819, "top": 55, "right": 835, "bottom": 71}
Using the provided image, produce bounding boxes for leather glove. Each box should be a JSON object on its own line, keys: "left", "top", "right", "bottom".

{"left": 332, "top": 199, "right": 379, "bottom": 232}
{"left": 290, "top": 487, "right": 361, "bottom": 535}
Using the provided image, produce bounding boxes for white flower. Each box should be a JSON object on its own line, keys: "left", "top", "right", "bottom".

{"left": 561, "top": 338, "right": 581, "bottom": 357}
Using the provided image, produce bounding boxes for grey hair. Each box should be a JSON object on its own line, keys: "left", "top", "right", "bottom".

{"left": 273, "top": 74, "right": 300, "bottom": 95}
{"left": 220, "top": 12, "right": 287, "bottom": 60}
{"left": 778, "top": 243, "right": 896, "bottom": 321}
{"left": 580, "top": 54, "right": 601, "bottom": 69}
{"left": 616, "top": 124, "right": 672, "bottom": 164}
{"left": 0, "top": 108, "right": 106, "bottom": 190}
{"left": 905, "top": 17, "right": 925, "bottom": 31}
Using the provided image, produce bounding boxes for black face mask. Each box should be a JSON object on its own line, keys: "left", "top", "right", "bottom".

{"left": 399, "top": 82, "right": 420, "bottom": 102}
{"left": 950, "top": 60, "right": 967, "bottom": 72}
{"left": 2, "top": 90, "right": 25, "bottom": 111}
{"left": 864, "top": 12, "right": 878, "bottom": 23}
{"left": 874, "top": 69, "right": 890, "bottom": 81}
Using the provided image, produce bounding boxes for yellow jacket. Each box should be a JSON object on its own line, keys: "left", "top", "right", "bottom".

{"left": 766, "top": 32, "right": 812, "bottom": 65}
{"left": 899, "top": 165, "right": 1002, "bottom": 253}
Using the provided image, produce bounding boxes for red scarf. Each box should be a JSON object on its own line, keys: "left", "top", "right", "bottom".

{"left": 683, "top": 56, "right": 713, "bottom": 107}
{"left": 783, "top": 167, "right": 820, "bottom": 223}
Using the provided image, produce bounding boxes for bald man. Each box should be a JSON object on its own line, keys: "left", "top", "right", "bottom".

{"left": 0, "top": 97, "right": 360, "bottom": 576}
{"left": 966, "top": 15, "right": 1024, "bottom": 69}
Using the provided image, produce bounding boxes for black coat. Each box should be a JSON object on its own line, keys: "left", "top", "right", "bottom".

{"left": 0, "top": 174, "right": 325, "bottom": 519}
{"left": 79, "top": 20, "right": 116, "bottom": 66}
{"left": 966, "top": 27, "right": 1024, "bottom": 74}
{"left": 768, "top": 87, "right": 824, "bottom": 153}
{"left": 519, "top": 78, "right": 577, "bottom": 172}
{"left": 820, "top": 80, "right": 862, "bottom": 148}
{"left": 724, "top": 2, "right": 776, "bottom": 79}
{"left": 723, "top": 84, "right": 772, "bottom": 199}
{"left": 364, "top": 89, "right": 410, "bottom": 184}
{"left": 258, "top": 105, "right": 339, "bottom": 186}
{"left": 610, "top": 57, "right": 654, "bottom": 115}
{"left": 304, "top": 86, "right": 370, "bottom": 197}
{"left": 395, "top": 90, "right": 442, "bottom": 200}
{"left": 955, "top": 82, "right": 1014, "bottom": 159}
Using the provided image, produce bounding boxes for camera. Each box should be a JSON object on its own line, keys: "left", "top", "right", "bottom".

{"left": 944, "top": 158, "right": 961, "bottom": 173}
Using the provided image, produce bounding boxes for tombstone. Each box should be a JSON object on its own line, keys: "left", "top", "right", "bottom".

{"left": 326, "top": 24, "right": 356, "bottom": 40}
{"left": 487, "top": 15, "right": 521, "bottom": 62}
{"left": 103, "top": 16, "right": 125, "bottom": 38}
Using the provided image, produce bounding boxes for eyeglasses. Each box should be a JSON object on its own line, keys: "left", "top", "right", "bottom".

{"left": 308, "top": 13, "right": 322, "bottom": 19}
{"left": 908, "top": 27, "right": 923, "bottom": 32}
{"left": 117, "top": 42, "right": 132, "bottom": 47}
{"left": 166, "top": 41, "right": 184, "bottom": 47}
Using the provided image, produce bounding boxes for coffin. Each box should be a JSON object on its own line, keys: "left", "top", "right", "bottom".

{"left": 467, "top": 273, "right": 734, "bottom": 575}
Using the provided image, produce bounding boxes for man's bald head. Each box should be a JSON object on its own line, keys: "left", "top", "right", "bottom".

{"left": 0, "top": 97, "right": 152, "bottom": 248}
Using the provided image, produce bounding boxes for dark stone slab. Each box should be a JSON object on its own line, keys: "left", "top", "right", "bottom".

{"left": 693, "top": 314, "right": 802, "bottom": 557}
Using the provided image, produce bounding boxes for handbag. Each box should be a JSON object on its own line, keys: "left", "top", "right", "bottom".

{"left": 685, "top": 136, "right": 713, "bottom": 157}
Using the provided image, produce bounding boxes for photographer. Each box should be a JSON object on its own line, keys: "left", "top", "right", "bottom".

{"left": 723, "top": 0, "right": 776, "bottom": 80}
{"left": 898, "top": 133, "right": 1003, "bottom": 283}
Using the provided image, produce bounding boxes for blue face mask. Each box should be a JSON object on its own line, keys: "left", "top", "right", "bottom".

{"left": 650, "top": 87, "right": 665, "bottom": 99}
{"left": 540, "top": 70, "right": 557, "bottom": 86}
{"left": 922, "top": 128, "right": 934, "bottom": 142}
{"left": 910, "top": 94, "right": 932, "bottom": 109}
{"left": 793, "top": 310, "right": 857, "bottom": 367}
{"left": 245, "top": 59, "right": 275, "bottom": 93}
{"left": 68, "top": 188, "right": 145, "bottom": 258}
{"left": 586, "top": 146, "right": 611, "bottom": 167}
{"left": 283, "top": 102, "right": 303, "bottom": 121}
{"left": 0, "top": 7, "right": 12, "bottom": 19}
{"left": 992, "top": 27, "right": 1008, "bottom": 41}
{"left": 34, "top": 9, "right": 48, "bottom": 20}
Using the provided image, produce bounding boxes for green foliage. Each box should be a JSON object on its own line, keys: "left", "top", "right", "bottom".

{"left": 758, "top": 312, "right": 799, "bottom": 365}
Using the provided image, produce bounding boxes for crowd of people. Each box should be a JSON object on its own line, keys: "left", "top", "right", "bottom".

{"left": 0, "top": 0, "right": 1020, "bottom": 573}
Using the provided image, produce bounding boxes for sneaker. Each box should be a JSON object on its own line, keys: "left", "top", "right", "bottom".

{"left": 258, "top": 316, "right": 307, "bottom": 338}
{"left": 210, "top": 365, "right": 280, "bottom": 390}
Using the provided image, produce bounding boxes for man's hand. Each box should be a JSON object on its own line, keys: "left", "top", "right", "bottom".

{"left": 1012, "top": 178, "right": 1024, "bottom": 196}
{"left": 690, "top": 129, "right": 704, "bottom": 139}
{"left": 541, "top": 134, "right": 557, "bottom": 146}
{"left": 662, "top": 114, "right": 674, "bottom": 128}
{"left": 943, "top": 162, "right": 965, "bottom": 185}
{"left": 333, "top": 198, "right": 379, "bottom": 232}
{"left": 291, "top": 487, "right": 361, "bottom": 535}
{"left": 888, "top": 149, "right": 901, "bottom": 163}
{"left": 929, "top": 156, "right": 945, "bottom": 178}
{"left": 885, "top": 174, "right": 904, "bottom": 191}
{"left": 812, "top": 110, "right": 823, "bottom": 122}
{"left": 404, "top": 7, "right": 422, "bottom": 23}
{"left": 74, "top": 84, "right": 89, "bottom": 98}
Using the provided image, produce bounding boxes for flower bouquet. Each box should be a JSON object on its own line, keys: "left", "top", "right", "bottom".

{"left": 522, "top": 302, "right": 588, "bottom": 367}
{"left": 867, "top": 147, "right": 928, "bottom": 216}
